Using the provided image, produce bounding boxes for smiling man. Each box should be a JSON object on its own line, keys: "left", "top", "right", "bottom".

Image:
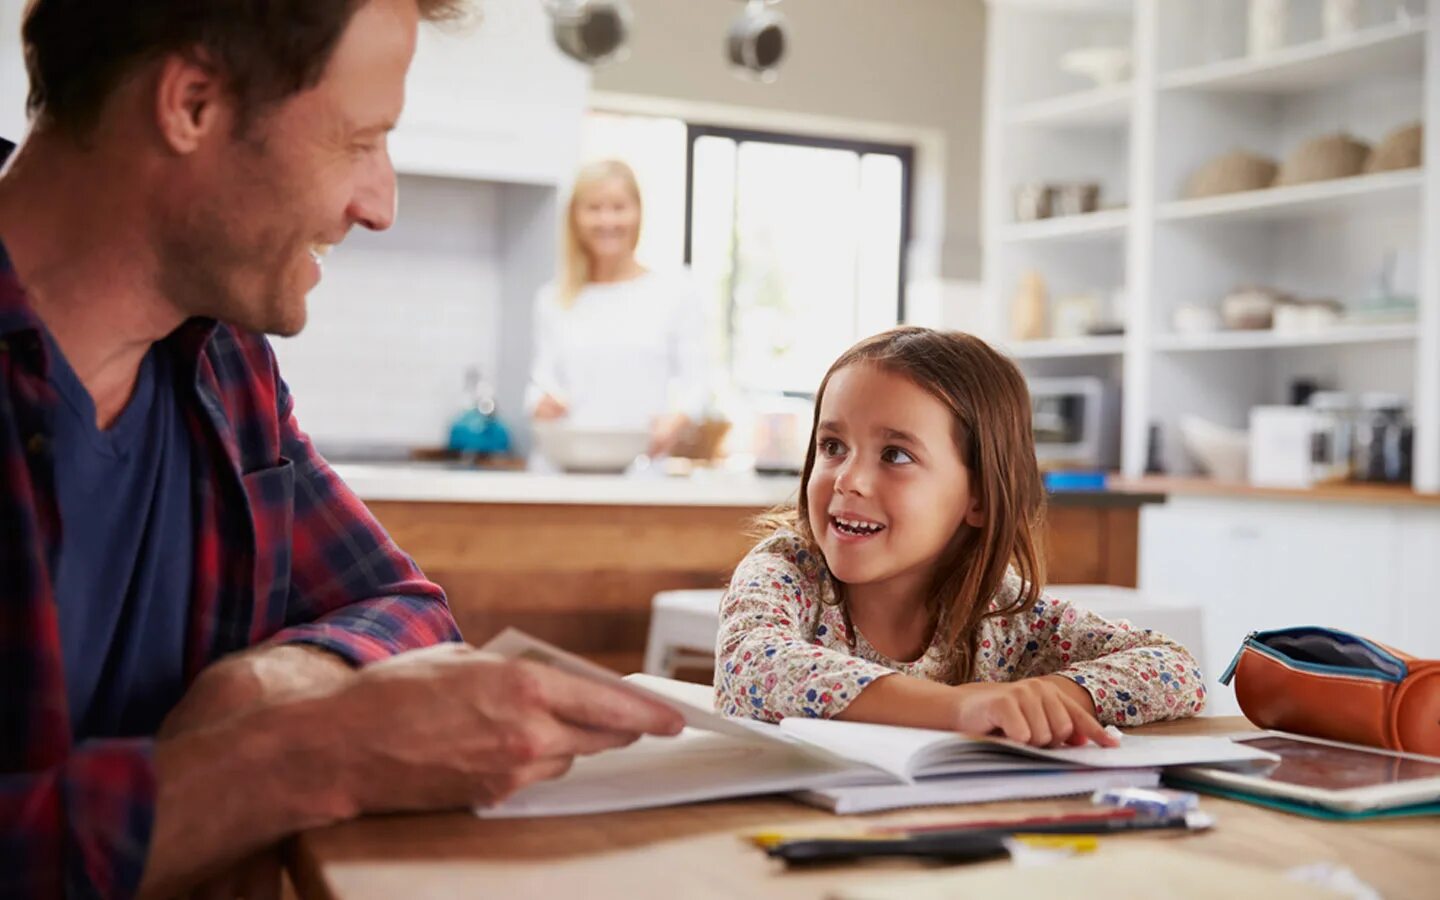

{"left": 0, "top": 2, "right": 683, "bottom": 898}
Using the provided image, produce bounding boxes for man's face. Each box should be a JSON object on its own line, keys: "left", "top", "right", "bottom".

{"left": 159, "top": 0, "right": 419, "bottom": 336}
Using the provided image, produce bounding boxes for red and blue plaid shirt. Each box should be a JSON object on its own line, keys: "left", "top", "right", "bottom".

{"left": 0, "top": 252, "right": 462, "bottom": 898}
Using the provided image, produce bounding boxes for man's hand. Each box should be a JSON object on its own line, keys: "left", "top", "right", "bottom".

{"left": 331, "top": 644, "right": 685, "bottom": 811}
{"left": 951, "top": 677, "right": 1118, "bottom": 748}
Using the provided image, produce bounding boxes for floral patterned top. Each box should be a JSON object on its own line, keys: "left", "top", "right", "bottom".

{"left": 714, "top": 530, "right": 1207, "bottom": 727}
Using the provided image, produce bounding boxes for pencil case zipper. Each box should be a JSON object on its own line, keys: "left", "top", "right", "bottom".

{"left": 1220, "top": 627, "right": 1407, "bottom": 687}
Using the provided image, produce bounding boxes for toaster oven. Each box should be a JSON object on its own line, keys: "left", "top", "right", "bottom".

{"left": 1028, "top": 377, "right": 1120, "bottom": 470}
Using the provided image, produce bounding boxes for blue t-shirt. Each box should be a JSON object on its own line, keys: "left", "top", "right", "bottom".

{"left": 45, "top": 328, "right": 195, "bottom": 740}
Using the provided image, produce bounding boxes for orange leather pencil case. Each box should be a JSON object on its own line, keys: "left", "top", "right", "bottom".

{"left": 1220, "top": 626, "right": 1440, "bottom": 757}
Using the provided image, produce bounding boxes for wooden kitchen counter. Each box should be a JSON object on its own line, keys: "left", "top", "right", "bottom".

{"left": 287, "top": 717, "right": 1438, "bottom": 900}
{"left": 1109, "top": 475, "right": 1440, "bottom": 507}
{"left": 353, "top": 466, "right": 1163, "bottom": 673}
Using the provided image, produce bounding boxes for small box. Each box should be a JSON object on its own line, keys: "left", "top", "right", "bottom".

{"left": 1248, "top": 406, "right": 1318, "bottom": 488}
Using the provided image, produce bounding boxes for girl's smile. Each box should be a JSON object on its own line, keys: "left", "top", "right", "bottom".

{"left": 806, "top": 362, "right": 983, "bottom": 602}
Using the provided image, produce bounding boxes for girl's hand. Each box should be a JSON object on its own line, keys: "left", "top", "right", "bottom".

{"left": 952, "top": 677, "right": 1119, "bottom": 748}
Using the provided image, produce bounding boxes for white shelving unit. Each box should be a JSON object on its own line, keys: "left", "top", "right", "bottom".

{"left": 1158, "top": 16, "right": 1426, "bottom": 93}
{"left": 1008, "top": 84, "right": 1134, "bottom": 127}
{"left": 983, "top": 0, "right": 1439, "bottom": 493}
{"left": 1005, "top": 335, "right": 1128, "bottom": 358}
{"left": 1156, "top": 168, "right": 1423, "bottom": 224}
{"left": 1152, "top": 322, "right": 1420, "bottom": 352}
{"left": 997, "top": 207, "right": 1130, "bottom": 243}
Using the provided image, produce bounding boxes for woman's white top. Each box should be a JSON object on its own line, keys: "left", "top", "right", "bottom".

{"left": 525, "top": 269, "right": 709, "bottom": 429}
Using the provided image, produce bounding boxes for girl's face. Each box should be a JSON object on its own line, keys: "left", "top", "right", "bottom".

{"left": 806, "top": 363, "right": 984, "bottom": 599}
{"left": 573, "top": 177, "right": 640, "bottom": 264}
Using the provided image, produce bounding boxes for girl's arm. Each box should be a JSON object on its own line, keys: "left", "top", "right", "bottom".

{"left": 1002, "top": 593, "right": 1208, "bottom": 725}
{"left": 713, "top": 534, "right": 896, "bottom": 723}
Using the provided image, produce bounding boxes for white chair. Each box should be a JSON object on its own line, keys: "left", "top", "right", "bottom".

{"left": 1048, "top": 584, "right": 1206, "bottom": 672}
{"left": 643, "top": 589, "right": 724, "bottom": 677}
{"left": 642, "top": 584, "right": 1207, "bottom": 691}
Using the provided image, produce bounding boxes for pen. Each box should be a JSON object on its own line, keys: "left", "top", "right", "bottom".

{"left": 764, "top": 832, "right": 1100, "bottom": 865}
{"left": 763, "top": 812, "right": 1210, "bottom": 864}
{"left": 871, "top": 808, "right": 1140, "bottom": 835}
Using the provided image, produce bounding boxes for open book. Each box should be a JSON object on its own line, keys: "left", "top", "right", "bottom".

{"left": 475, "top": 629, "right": 1275, "bottom": 817}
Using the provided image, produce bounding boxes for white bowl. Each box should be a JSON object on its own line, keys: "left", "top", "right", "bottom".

{"left": 1179, "top": 415, "right": 1249, "bottom": 482}
{"left": 532, "top": 422, "right": 650, "bottom": 473}
{"left": 1060, "top": 47, "right": 1132, "bottom": 87}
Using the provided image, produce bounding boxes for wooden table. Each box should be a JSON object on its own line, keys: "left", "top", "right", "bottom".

{"left": 288, "top": 718, "right": 1440, "bottom": 899}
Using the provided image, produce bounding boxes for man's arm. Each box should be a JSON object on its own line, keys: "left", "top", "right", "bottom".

{"left": 137, "top": 647, "right": 685, "bottom": 899}
{"left": 260, "top": 371, "right": 462, "bottom": 663}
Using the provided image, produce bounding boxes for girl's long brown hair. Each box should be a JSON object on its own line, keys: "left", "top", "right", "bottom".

{"left": 756, "top": 327, "right": 1048, "bottom": 682}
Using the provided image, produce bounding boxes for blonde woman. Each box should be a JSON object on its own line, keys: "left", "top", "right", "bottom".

{"left": 526, "top": 160, "right": 707, "bottom": 457}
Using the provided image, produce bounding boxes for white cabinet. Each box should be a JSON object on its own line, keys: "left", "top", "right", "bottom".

{"left": 393, "top": 0, "right": 590, "bottom": 186}
{"left": 1139, "top": 497, "right": 1410, "bottom": 714}
{"left": 1394, "top": 509, "right": 1440, "bottom": 658}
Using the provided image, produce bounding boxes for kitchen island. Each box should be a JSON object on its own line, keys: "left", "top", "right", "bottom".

{"left": 334, "top": 464, "right": 1163, "bottom": 673}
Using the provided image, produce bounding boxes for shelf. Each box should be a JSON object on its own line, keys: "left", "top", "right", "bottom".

{"left": 1007, "top": 83, "right": 1131, "bottom": 128}
{"left": 997, "top": 208, "right": 1129, "bottom": 245}
{"left": 1152, "top": 323, "right": 1418, "bottom": 353}
{"left": 1005, "top": 335, "right": 1126, "bottom": 359}
{"left": 1157, "top": 169, "right": 1423, "bottom": 225}
{"left": 1159, "top": 18, "right": 1426, "bottom": 95}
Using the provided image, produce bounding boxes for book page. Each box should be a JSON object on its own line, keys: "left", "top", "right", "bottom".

{"left": 475, "top": 727, "right": 867, "bottom": 818}
{"left": 479, "top": 628, "right": 762, "bottom": 739}
{"left": 779, "top": 717, "right": 1279, "bottom": 778}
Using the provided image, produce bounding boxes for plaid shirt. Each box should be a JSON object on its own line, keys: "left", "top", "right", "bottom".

{"left": 0, "top": 254, "right": 462, "bottom": 898}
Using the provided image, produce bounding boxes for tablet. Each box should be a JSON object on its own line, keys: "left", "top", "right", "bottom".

{"left": 1168, "top": 732, "right": 1440, "bottom": 813}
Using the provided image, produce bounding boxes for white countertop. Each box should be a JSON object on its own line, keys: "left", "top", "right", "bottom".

{"left": 331, "top": 463, "right": 801, "bottom": 507}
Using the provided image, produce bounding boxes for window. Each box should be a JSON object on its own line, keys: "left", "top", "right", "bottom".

{"left": 582, "top": 113, "right": 913, "bottom": 395}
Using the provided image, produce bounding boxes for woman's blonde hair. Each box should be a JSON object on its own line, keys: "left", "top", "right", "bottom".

{"left": 557, "top": 159, "right": 643, "bottom": 307}
{"left": 755, "top": 327, "right": 1048, "bottom": 683}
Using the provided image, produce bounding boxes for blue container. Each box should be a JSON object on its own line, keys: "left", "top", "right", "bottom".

{"left": 1043, "top": 470, "right": 1108, "bottom": 492}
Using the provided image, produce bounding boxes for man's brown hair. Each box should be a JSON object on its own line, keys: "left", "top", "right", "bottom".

{"left": 22, "top": 0, "right": 469, "bottom": 137}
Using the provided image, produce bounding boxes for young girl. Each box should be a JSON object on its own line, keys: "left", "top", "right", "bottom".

{"left": 715, "top": 327, "right": 1205, "bottom": 747}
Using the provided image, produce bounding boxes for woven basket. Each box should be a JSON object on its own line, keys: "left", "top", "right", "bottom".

{"left": 1365, "top": 122, "right": 1423, "bottom": 174}
{"left": 1184, "top": 150, "right": 1278, "bottom": 199}
{"left": 1277, "top": 133, "right": 1370, "bottom": 186}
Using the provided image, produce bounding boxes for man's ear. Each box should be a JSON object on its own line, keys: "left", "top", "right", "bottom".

{"left": 153, "top": 51, "right": 228, "bottom": 154}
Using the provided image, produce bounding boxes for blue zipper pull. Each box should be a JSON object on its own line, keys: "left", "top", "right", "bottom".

{"left": 1219, "top": 631, "right": 1258, "bottom": 686}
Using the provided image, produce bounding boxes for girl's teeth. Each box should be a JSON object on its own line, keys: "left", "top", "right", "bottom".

{"left": 835, "top": 517, "right": 884, "bottom": 535}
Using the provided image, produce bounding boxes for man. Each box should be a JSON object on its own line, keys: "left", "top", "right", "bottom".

{"left": 0, "top": 2, "right": 685, "bottom": 897}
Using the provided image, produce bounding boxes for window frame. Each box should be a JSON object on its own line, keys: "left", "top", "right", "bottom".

{"left": 681, "top": 123, "right": 916, "bottom": 338}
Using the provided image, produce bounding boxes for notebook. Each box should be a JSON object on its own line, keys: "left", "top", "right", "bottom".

{"left": 474, "top": 629, "right": 1276, "bottom": 818}
{"left": 795, "top": 768, "right": 1161, "bottom": 814}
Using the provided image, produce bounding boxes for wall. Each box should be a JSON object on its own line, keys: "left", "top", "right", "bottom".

{"left": 272, "top": 175, "right": 505, "bottom": 451}
{"left": 591, "top": 0, "right": 987, "bottom": 281}
{"left": 1, "top": 2, "right": 26, "bottom": 141}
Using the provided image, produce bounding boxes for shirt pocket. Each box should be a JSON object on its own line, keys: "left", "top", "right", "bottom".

{"left": 240, "top": 458, "right": 295, "bottom": 628}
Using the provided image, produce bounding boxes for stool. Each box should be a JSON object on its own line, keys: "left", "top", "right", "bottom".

{"left": 1051, "top": 584, "right": 1207, "bottom": 670}
{"left": 643, "top": 589, "right": 724, "bottom": 677}
{"left": 641, "top": 584, "right": 1206, "bottom": 689}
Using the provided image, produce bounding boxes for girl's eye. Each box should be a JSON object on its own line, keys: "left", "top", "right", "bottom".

{"left": 882, "top": 446, "right": 915, "bottom": 465}
{"left": 819, "top": 438, "right": 845, "bottom": 458}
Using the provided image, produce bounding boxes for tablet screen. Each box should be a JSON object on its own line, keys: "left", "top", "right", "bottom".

{"left": 1243, "top": 736, "right": 1440, "bottom": 790}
